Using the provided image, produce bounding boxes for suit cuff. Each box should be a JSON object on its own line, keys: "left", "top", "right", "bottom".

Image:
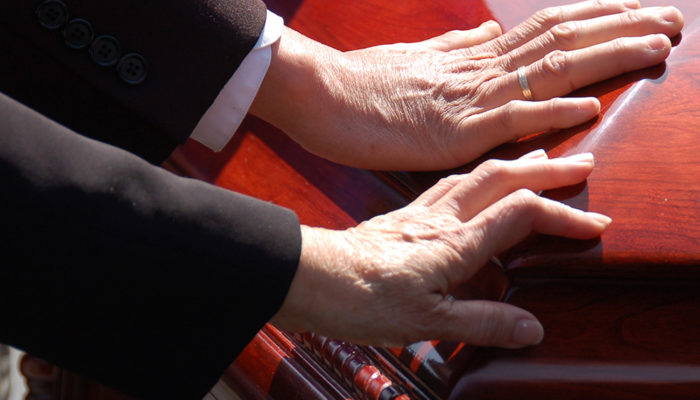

{"left": 191, "top": 10, "right": 284, "bottom": 151}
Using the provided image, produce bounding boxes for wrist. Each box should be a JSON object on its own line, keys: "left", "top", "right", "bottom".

{"left": 270, "top": 225, "right": 349, "bottom": 332}
{"left": 250, "top": 27, "right": 339, "bottom": 141}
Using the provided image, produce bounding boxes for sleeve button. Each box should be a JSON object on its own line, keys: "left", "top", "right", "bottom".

{"left": 89, "top": 35, "right": 121, "bottom": 67}
{"left": 116, "top": 53, "right": 148, "bottom": 85}
{"left": 36, "top": 0, "right": 68, "bottom": 30}
{"left": 62, "top": 18, "right": 94, "bottom": 50}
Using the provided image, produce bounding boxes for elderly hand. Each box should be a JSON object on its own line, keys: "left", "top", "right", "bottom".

{"left": 271, "top": 150, "right": 611, "bottom": 348}
{"left": 251, "top": 0, "right": 683, "bottom": 170}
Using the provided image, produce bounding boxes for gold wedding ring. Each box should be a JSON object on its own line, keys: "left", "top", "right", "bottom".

{"left": 517, "top": 66, "right": 533, "bottom": 101}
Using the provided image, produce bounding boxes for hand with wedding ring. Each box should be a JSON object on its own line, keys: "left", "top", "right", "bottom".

{"left": 251, "top": 0, "right": 683, "bottom": 170}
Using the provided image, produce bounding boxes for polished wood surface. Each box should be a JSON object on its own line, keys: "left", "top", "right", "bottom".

{"left": 455, "top": 280, "right": 700, "bottom": 399}
{"left": 215, "top": 0, "right": 700, "bottom": 399}
{"left": 41, "top": 0, "right": 700, "bottom": 399}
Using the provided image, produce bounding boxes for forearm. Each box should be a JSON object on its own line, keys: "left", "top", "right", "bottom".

{"left": 250, "top": 27, "right": 341, "bottom": 150}
{"left": 0, "top": 93, "right": 301, "bottom": 399}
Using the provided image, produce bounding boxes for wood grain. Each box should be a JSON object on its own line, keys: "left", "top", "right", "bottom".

{"left": 45, "top": 1, "right": 700, "bottom": 399}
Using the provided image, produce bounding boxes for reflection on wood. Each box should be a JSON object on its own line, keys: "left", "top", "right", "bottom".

{"left": 456, "top": 279, "right": 700, "bottom": 399}
{"left": 503, "top": 14, "right": 700, "bottom": 279}
{"left": 222, "top": 0, "right": 700, "bottom": 398}
{"left": 36, "top": 0, "right": 700, "bottom": 399}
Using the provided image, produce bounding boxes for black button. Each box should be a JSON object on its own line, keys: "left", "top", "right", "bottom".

{"left": 116, "top": 53, "right": 147, "bottom": 85}
{"left": 89, "top": 35, "right": 121, "bottom": 67}
{"left": 62, "top": 19, "right": 93, "bottom": 50}
{"left": 36, "top": 0, "right": 68, "bottom": 30}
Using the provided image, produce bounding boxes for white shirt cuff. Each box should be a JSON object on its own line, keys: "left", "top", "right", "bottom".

{"left": 190, "top": 10, "right": 284, "bottom": 151}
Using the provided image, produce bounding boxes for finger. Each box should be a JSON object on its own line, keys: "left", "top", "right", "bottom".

{"left": 420, "top": 20, "right": 502, "bottom": 51}
{"left": 434, "top": 299, "right": 544, "bottom": 348}
{"left": 494, "top": 34, "right": 671, "bottom": 102}
{"left": 503, "top": 6, "right": 684, "bottom": 70}
{"left": 465, "top": 189, "right": 611, "bottom": 271}
{"left": 410, "top": 174, "right": 464, "bottom": 207}
{"left": 454, "top": 97, "right": 600, "bottom": 162}
{"left": 431, "top": 153, "right": 596, "bottom": 221}
{"left": 410, "top": 148, "right": 549, "bottom": 208}
{"left": 518, "top": 148, "right": 549, "bottom": 160}
{"left": 477, "top": 0, "right": 641, "bottom": 56}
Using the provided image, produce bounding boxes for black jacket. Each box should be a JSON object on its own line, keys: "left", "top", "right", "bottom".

{"left": 0, "top": 1, "right": 301, "bottom": 398}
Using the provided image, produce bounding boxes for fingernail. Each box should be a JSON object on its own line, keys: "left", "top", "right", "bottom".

{"left": 565, "top": 152, "right": 594, "bottom": 164}
{"left": 623, "top": 0, "right": 640, "bottom": 9}
{"left": 512, "top": 319, "right": 544, "bottom": 346}
{"left": 661, "top": 7, "right": 681, "bottom": 23}
{"left": 647, "top": 34, "right": 670, "bottom": 51}
{"left": 574, "top": 97, "right": 601, "bottom": 116}
{"left": 520, "top": 149, "right": 547, "bottom": 159}
{"left": 587, "top": 212, "right": 613, "bottom": 226}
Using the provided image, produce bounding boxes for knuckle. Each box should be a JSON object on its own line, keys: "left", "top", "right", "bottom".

{"left": 542, "top": 49, "right": 571, "bottom": 78}
{"left": 592, "top": 0, "right": 610, "bottom": 10}
{"left": 532, "top": 6, "right": 564, "bottom": 27}
{"left": 470, "top": 63, "right": 507, "bottom": 100}
{"left": 548, "top": 97, "right": 566, "bottom": 113}
{"left": 494, "top": 101, "right": 520, "bottom": 133}
{"left": 444, "top": 30, "right": 462, "bottom": 40}
{"left": 436, "top": 174, "right": 463, "bottom": 188}
{"left": 404, "top": 303, "right": 451, "bottom": 342}
{"left": 477, "top": 158, "right": 505, "bottom": 175}
{"left": 474, "top": 159, "right": 512, "bottom": 183}
{"left": 470, "top": 303, "right": 509, "bottom": 344}
{"left": 609, "top": 37, "right": 630, "bottom": 55}
{"left": 549, "top": 21, "right": 580, "bottom": 48}
{"left": 443, "top": 173, "right": 464, "bottom": 184}
{"left": 513, "top": 187, "right": 537, "bottom": 199}
{"left": 510, "top": 188, "right": 541, "bottom": 212}
{"left": 620, "top": 9, "right": 645, "bottom": 26}
{"left": 433, "top": 32, "right": 455, "bottom": 48}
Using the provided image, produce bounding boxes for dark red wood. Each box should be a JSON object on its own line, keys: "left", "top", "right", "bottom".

{"left": 214, "top": 1, "right": 700, "bottom": 399}
{"left": 42, "top": 1, "right": 700, "bottom": 399}
{"left": 223, "top": 326, "right": 352, "bottom": 400}
{"left": 453, "top": 279, "right": 700, "bottom": 399}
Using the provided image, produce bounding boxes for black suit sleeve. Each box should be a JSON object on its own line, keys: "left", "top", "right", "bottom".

{"left": 0, "top": 0, "right": 268, "bottom": 163}
{"left": 0, "top": 1, "right": 295, "bottom": 397}
{"left": 0, "top": 93, "right": 301, "bottom": 399}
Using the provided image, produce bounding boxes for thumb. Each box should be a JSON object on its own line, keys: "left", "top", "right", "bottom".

{"left": 420, "top": 20, "right": 502, "bottom": 51}
{"left": 436, "top": 299, "right": 544, "bottom": 348}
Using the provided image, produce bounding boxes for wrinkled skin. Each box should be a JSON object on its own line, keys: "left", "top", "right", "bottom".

{"left": 263, "top": 1, "right": 683, "bottom": 350}
{"left": 252, "top": 0, "right": 683, "bottom": 169}
{"left": 272, "top": 151, "right": 611, "bottom": 348}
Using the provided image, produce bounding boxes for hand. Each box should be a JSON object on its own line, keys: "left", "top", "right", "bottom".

{"left": 251, "top": 1, "right": 683, "bottom": 170}
{"left": 271, "top": 150, "right": 611, "bottom": 348}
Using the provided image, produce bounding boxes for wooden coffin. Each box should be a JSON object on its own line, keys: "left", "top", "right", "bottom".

{"left": 213, "top": 0, "right": 700, "bottom": 399}
{"left": 25, "top": 0, "right": 700, "bottom": 399}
